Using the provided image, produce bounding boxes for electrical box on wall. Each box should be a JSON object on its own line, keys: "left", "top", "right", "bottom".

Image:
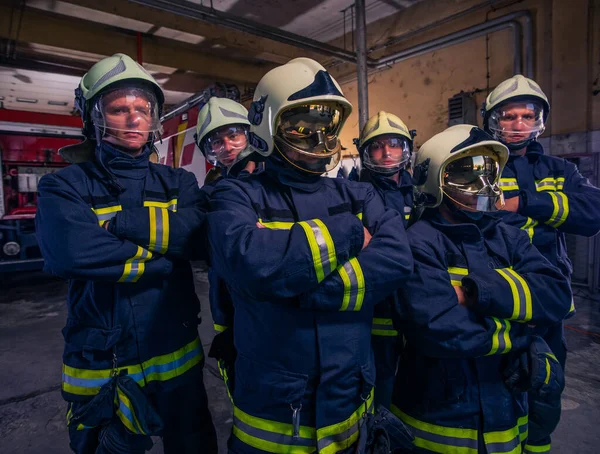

{"left": 448, "top": 92, "right": 477, "bottom": 126}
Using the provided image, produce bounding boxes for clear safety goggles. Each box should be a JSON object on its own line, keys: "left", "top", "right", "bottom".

{"left": 203, "top": 125, "right": 249, "bottom": 167}
{"left": 488, "top": 101, "right": 545, "bottom": 144}
{"left": 442, "top": 153, "right": 503, "bottom": 212}
{"left": 91, "top": 88, "right": 161, "bottom": 139}
{"left": 362, "top": 135, "right": 411, "bottom": 174}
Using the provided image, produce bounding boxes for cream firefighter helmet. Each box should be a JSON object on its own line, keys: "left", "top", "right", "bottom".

{"left": 75, "top": 53, "right": 164, "bottom": 139}
{"left": 415, "top": 124, "right": 509, "bottom": 211}
{"left": 247, "top": 57, "right": 353, "bottom": 174}
{"left": 481, "top": 74, "right": 550, "bottom": 151}
{"left": 357, "top": 111, "right": 414, "bottom": 175}
{"left": 195, "top": 97, "right": 251, "bottom": 168}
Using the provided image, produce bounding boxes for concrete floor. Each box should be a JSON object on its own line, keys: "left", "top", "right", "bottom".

{"left": 0, "top": 270, "right": 599, "bottom": 453}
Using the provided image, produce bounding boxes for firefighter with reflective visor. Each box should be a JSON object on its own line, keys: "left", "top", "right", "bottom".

{"left": 390, "top": 124, "right": 571, "bottom": 453}
{"left": 35, "top": 53, "right": 217, "bottom": 453}
{"left": 483, "top": 75, "right": 600, "bottom": 453}
{"left": 355, "top": 111, "right": 416, "bottom": 409}
{"left": 207, "top": 57, "right": 413, "bottom": 453}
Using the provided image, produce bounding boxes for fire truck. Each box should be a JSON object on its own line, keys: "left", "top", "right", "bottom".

{"left": 0, "top": 109, "right": 82, "bottom": 273}
{"left": 155, "top": 83, "right": 241, "bottom": 182}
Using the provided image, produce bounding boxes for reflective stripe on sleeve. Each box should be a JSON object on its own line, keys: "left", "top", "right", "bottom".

{"left": 447, "top": 267, "right": 469, "bottom": 286}
{"left": 118, "top": 246, "right": 153, "bottom": 283}
{"left": 546, "top": 192, "right": 569, "bottom": 228}
{"left": 495, "top": 268, "right": 532, "bottom": 322}
{"left": 372, "top": 318, "right": 398, "bottom": 337}
{"left": 486, "top": 317, "right": 512, "bottom": 356}
{"left": 92, "top": 205, "right": 122, "bottom": 225}
{"left": 499, "top": 178, "right": 519, "bottom": 191}
{"left": 338, "top": 258, "right": 365, "bottom": 312}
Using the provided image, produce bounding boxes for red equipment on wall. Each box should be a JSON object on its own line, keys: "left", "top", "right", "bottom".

{"left": 0, "top": 109, "right": 82, "bottom": 273}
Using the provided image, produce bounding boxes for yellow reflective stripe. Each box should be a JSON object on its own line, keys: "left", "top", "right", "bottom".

{"left": 483, "top": 415, "right": 528, "bottom": 454}
{"left": 214, "top": 324, "right": 228, "bottom": 332}
{"left": 357, "top": 212, "right": 363, "bottom": 221}
{"left": 257, "top": 218, "right": 295, "bottom": 230}
{"left": 486, "top": 318, "right": 512, "bottom": 356}
{"left": 544, "top": 358, "right": 551, "bottom": 385}
{"left": 143, "top": 198, "right": 178, "bottom": 212}
{"left": 217, "top": 360, "right": 233, "bottom": 403}
{"left": 546, "top": 192, "right": 569, "bottom": 228}
{"left": 232, "top": 405, "right": 317, "bottom": 453}
{"left": 499, "top": 178, "right": 519, "bottom": 191}
{"left": 350, "top": 258, "right": 365, "bottom": 311}
{"left": 116, "top": 386, "right": 145, "bottom": 435}
{"left": 521, "top": 217, "right": 538, "bottom": 242}
{"left": 545, "top": 352, "right": 558, "bottom": 362}
{"left": 312, "top": 218, "right": 337, "bottom": 274}
{"left": 495, "top": 268, "right": 532, "bottom": 322}
{"left": 535, "top": 177, "right": 565, "bottom": 192}
{"left": 317, "top": 392, "right": 374, "bottom": 454}
{"left": 338, "top": 258, "right": 365, "bottom": 312}
{"left": 62, "top": 337, "right": 202, "bottom": 396}
{"left": 118, "top": 246, "right": 153, "bottom": 283}
{"left": 372, "top": 318, "right": 398, "bottom": 337}
{"left": 159, "top": 208, "right": 169, "bottom": 254}
{"left": 298, "top": 221, "right": 325, "bottom": 282}
{"left": 448, "top": 267, "right": 468, "bottom": 286}
{"left": 92, "top": 205, "right": 123, "bottom": 225}
{"left": 391, "top": 405, "right": 478, "bottom": 454}
{"left": 524, "top": 443, "right": 551, "bottom": 453}
{"left": 149, "top": 207, "right": 157, "bottom": 251}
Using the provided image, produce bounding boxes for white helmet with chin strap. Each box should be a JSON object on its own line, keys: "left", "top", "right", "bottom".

{"left": 247, "top": 57, "right": 353, "bottom": 175}
{"left": 414, "top": 124, "right": 509, "bottom": 212}
{"left": 481, "top": 75, "right": 550, "bottom": 152}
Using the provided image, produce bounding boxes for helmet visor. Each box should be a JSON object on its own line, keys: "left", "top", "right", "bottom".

{"left": 362, "top": 134, "right": 411, "bottom": 174}
{"left": 92, "top": 88, "right": 161, "bottom": 148}
{"left": 203, "top": 125, "right": 249, "bottom": 167}
{"left": 442, "top": 153, "right": 503, "bottom": 212}
{"left": 276, "top": 102, "right": 344, "bottom": 155}
{"left": 488, "top": 101, "right": 545, "bottom": 145}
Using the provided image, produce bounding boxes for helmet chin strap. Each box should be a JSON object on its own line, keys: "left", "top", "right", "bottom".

{"left": 274, "top": 139, "right": 331, "bottom": 175}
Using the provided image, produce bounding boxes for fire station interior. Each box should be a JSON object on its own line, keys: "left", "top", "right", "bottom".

{"left": 0, "top": 0, "right": 599, "bottom": 452}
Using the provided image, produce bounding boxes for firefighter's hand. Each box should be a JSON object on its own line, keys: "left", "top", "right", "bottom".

{"left": 501, "top": 196, "right": 519, "bottom": 213}
{"left": 244, "top": 161, "right": 257, "bottom": 173}
{"left": 454, "top": 286, "right": 467, "bottom": 306}
{"left": 362, "top": 227, "right": 372, "bottom": 250}
{"left": 256, "top": 222, "right": 266, "bottom": 229}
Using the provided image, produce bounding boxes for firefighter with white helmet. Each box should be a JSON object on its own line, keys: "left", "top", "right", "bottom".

{"left": 390, "top": 124, "right": 571, "bottom": 453}
{"left": 207, "top": 57, "right": 414, "bottom": 453}
{"left": 483, "top": 75, "right": 600, "bottom": 452}
{"left": 36, "top": 53, "right": 217, "bottom": 453}
{"left": 354, "top": 111, "right": 416, "bottom": 409}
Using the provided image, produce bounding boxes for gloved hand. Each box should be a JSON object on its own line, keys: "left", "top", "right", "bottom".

{"left": 208, "top": 326, "right": 237, "bottom": 366}
{"left": 356, "top": 405, "right": 414, "bottom": 454}
{"left": 502, "top": 335, "right": 565, "bottom": 400}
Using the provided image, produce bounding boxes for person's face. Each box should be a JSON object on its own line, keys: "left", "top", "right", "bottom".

{"left": 367, "top": 134, "right": 407, "bottom": 167}
{"left": 102, "top": 92, "right": 152, "bottom": 151}
{"left": 496, "top": 102, "right": 539, "bottom": 144}
{"left": 209, "top": 125, "right": 248, "bottom": 167}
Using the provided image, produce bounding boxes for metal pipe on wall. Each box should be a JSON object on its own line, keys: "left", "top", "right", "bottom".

{"left": 355, "top": 0, "right": 369, "bottom": 131}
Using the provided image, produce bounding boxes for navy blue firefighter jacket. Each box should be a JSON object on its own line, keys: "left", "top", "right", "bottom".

{"left": 360, "top": 169, "right": 414, "bottom": 408}
{"left": 36, "top": 143, "right": 207, "bottom": 405}
{"left": 207, "top": 159, "right": 413, "bottom": 454}
{"left": 391, "top": 213, "right": 572, "bottom": 454}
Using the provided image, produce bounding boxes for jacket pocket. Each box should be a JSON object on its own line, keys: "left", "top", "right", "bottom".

{"left": 234, "top": 353, "right": 309, "bottom": 413}
{"left": 63, "top": 320, "right": 122, "bottom": 362}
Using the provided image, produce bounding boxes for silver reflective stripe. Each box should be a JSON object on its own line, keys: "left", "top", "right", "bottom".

{"left": 154, "top": 207, "right": 165, "bottom": 252}
{"left": 196, "top": 110, "right": 212, "bottom": 138}
{"left": 489, "top": 78, "right": 519, "bottom": 105}
{"left": 233, "top": 414, "right": 316, "bottom": 448}
{"left": 96, "top": 212, "right": 119, "bottom": 222}
{"left": 553, "top": 194, "right": 566, "bottom": 223}
{"left": 448, "top": 272, "right": 466, "bottom": 283}
{"left": 91, "top": 59, "right": 126, "bottom": 91}
{"left": 403, "top": 206, "right": 412, "bottom": 213}
{"left": 317, "top": 401, "right": 373, "bottom": 451}
{"left": 486, "top": 435, "right": 521, "bottom": 453}
{"left": 410, "top": 426, "right": 479, "bottom": 450}
{"left": 372, "top": 322, "right": 396, "bottom": 333}
{"left": 343, "top": 261, "right": 360, "bottom": 311}
{"left": 168, "top": 204, "right": 177, "bottom": 212}
{"left": 306, "top": 220, "right": 333, "bottom": 276}
{"left": 219, "top": 106, "right": 248, "bottom": 121}
{"left": 497, "top": 321, "right": 508, "bottom": 352}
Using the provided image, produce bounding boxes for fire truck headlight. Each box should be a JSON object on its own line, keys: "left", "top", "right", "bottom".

{"left": 3, "top": 241, "right": 20, "bottom": 256}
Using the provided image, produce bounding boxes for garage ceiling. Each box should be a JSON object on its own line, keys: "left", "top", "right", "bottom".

{"left": 0, "top": 0, "right": 424, "bottom": 115}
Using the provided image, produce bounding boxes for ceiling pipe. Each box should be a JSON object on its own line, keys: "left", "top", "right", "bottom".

{"left": 127, "top": 0, "right": 368, "bottom": 65}
{"left": 128, "top": 0, "right": 533, "bottom": 77}
{"left": 355, "top": 0, "right": 369, "bottom": 131}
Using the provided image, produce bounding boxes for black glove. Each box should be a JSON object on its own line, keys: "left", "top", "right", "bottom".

{"left": 356, "top": 405, "right": 414, "bottom": 454}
